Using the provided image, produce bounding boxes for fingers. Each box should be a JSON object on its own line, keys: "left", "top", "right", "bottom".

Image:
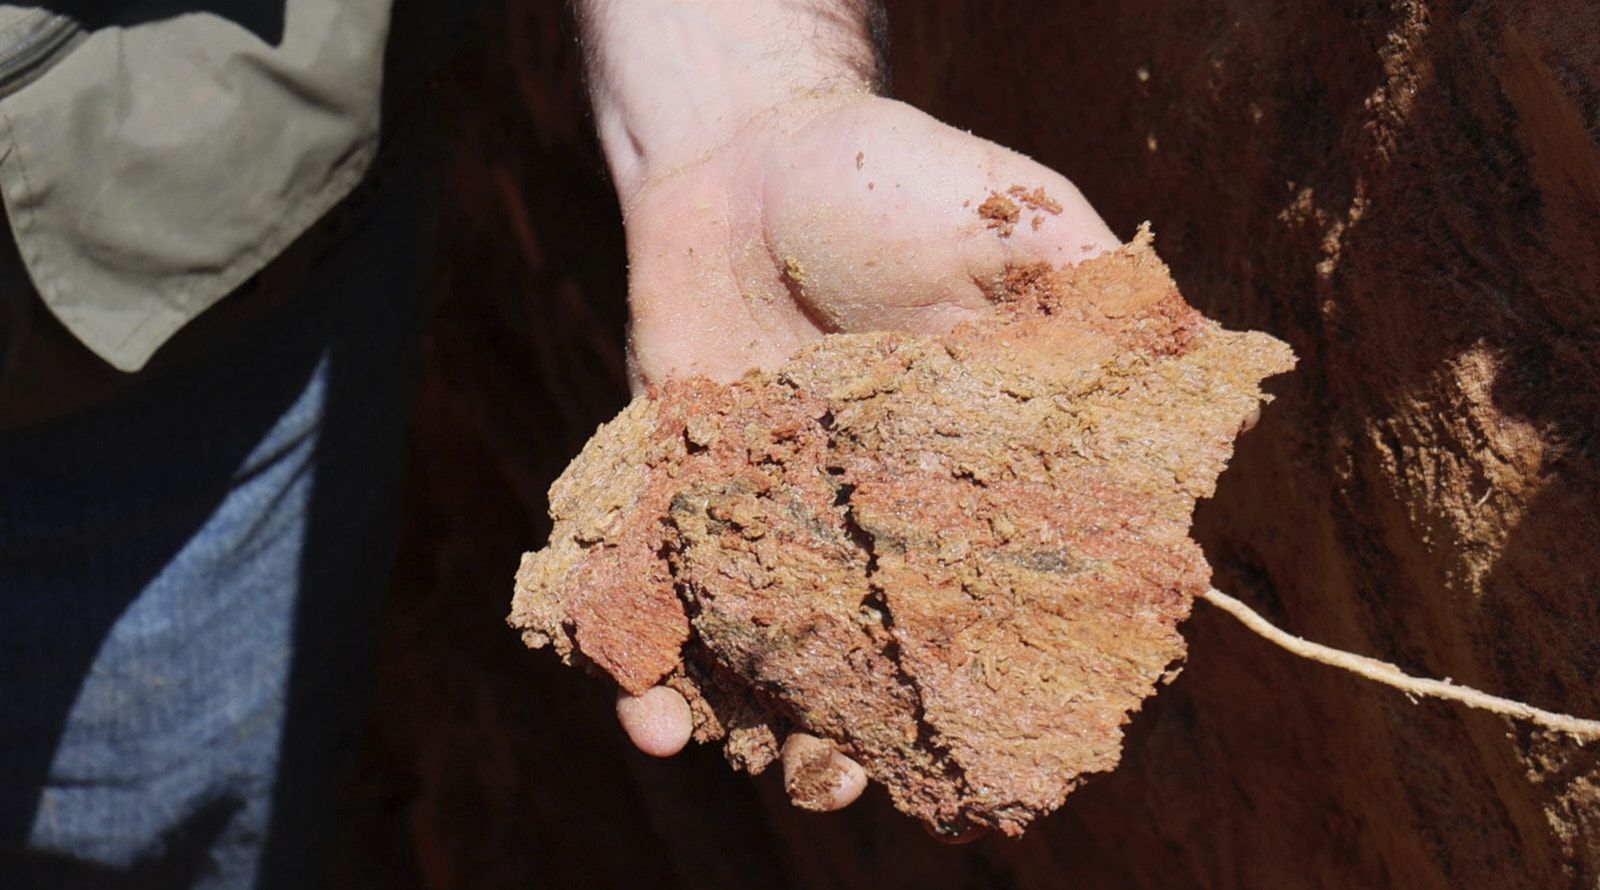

{"left": 617, "top": 693, "right": 980, "bottom": 832}
{"left": 781, "top": 733, "right": 868, "bottom": 812}
{"left": 615, "top": 686, "right": 693, "bottom": 757}
{"left": 617, "top": 688, "right": 871, "bottom": 815}
{"left": 618, "top": 688, "right": 870, "bottom": 813}
{"left": 618, "top": 692, "right": 986, "bottom": 838}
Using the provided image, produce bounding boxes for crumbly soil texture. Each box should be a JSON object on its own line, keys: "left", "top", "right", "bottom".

{"left": 509, "top": 230, "right": 1294, "bottom": 837}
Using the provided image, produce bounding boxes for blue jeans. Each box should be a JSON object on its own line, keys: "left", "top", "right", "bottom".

{"left": 0, "top": 130, "right": 432, "bottom": 888}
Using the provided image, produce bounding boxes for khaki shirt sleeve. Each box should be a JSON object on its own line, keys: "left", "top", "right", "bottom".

{"left": 0, "top": 0, "right": 392, "bottom": 371}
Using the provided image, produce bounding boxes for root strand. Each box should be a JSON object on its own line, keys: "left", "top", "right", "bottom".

{"left": 1200, "top": 587, "right": 1600, "bottom": 742}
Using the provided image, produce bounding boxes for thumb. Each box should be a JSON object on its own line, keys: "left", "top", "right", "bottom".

{"left": 758, "top": 97, "right": 1118, "bottom": 336}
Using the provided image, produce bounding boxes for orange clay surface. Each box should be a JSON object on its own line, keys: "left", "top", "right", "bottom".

{"left": 510, "top": 230, "right": 1295, "bottom": 836}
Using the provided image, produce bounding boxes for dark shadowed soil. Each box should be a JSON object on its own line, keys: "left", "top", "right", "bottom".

{"left": 334, "top": 2, "right": 1600, "bottom": 887}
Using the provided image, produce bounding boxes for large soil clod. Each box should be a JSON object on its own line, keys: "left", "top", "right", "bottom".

{"left": 509, "top": 229, "right": 1295, "bottom": 836}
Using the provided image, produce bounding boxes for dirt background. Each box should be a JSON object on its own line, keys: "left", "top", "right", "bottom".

{"left": 334, "top": 1, "right": 1600, "bottom": 887}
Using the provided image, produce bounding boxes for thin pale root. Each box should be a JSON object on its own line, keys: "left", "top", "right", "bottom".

{"left": 1200, "top": 587, "right": 1600, "bottom": 743}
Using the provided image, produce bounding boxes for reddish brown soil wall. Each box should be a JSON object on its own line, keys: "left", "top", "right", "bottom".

{"left": 338, "top": 2, "right": 1600, "bottom": 887}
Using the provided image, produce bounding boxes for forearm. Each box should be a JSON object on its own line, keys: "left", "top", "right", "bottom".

{"left": 577, "top": 0, "right": 886, "bottom": 202}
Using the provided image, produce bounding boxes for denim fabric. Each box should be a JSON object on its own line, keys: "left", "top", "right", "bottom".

{"left": 0, "top": 123, "right": 432, "bottom": 888}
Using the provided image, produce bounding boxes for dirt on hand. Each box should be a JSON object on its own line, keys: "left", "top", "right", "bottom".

{"left": 509, "top": 228, "right": 1295, "bottom": 837}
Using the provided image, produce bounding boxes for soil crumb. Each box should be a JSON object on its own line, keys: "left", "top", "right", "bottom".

{"left": 1007, "top": 183, "right": 1064, "bottom": 215}
{"left": 978, "top": 191, "right": 1022, "bottom": 235}
{"left": 509, "top": 227, "right": 1295, "bottom": 836}
{"left": 782, "top": 735, "right": 850, "bottom": 811}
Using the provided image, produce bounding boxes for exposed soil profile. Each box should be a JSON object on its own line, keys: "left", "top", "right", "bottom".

{"left": 881, "top": 1, "right": 1600, "bottom": 885}
{"left": 509, "top": 233, "right": 1294, "bottom": 836}
{"left": 349, "top": 2, "right": 1600, "bottom": 887}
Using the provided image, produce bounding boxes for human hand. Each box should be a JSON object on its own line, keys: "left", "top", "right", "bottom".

{"left": 580, "top": 0, "right": 1115, "bottom": 814}
{"left": 618, "top": 90, "right": 1118, "bottom": 388}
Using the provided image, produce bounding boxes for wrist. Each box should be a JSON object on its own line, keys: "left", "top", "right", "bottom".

{"left": 580, "top": 0, "right": 883, "bottom": 203}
